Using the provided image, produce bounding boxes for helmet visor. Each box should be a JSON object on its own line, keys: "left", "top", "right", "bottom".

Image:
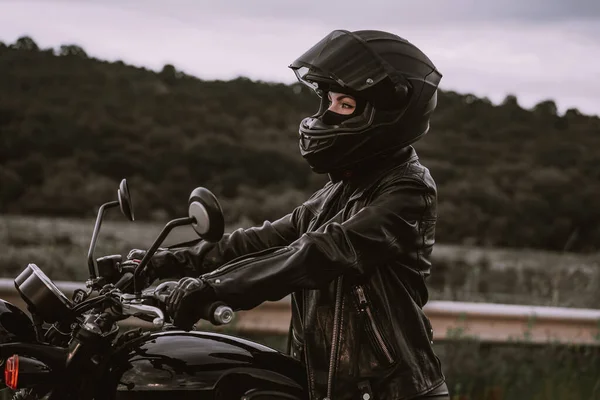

{"left": 289, "top": 30, "right": 390, "bottom": 92}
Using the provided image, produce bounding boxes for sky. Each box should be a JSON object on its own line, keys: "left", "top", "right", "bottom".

{"left": 1, "top": 0, "right": 599, "bottom": 116}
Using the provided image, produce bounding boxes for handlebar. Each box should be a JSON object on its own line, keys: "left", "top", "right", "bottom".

{"left": 118, "top": 281, "right": 234, "bottom": 327}
{"left": 198, "top": 301, "right": 235, "bottom": 326}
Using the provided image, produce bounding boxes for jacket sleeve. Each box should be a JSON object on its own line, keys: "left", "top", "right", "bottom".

{"left": 202, "top": 178, "right": 434, "bottom": 310}
{"left": 149, "top": 205, "right": 307, "bottom": 277}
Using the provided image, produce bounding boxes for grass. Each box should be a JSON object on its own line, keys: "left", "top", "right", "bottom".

{"left": 1, "top": 214, "right": 600, "bottom": 399}
{"left": 187, "top": 330, "right": 600, "bottom": 400}
{"left": 1, "top": 214, "right": 600, "bottom": 308}
{"left": 0, "top": 214, "right": 203, "bottom": 281}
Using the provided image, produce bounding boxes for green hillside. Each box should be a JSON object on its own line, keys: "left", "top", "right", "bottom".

{"left": 2, "top": 36, "right": 600, "bottom": 252}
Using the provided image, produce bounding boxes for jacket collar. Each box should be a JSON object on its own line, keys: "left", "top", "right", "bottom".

{"left": 327, "top": 146, "right": 418, "bottom": 184}
{"left": 325, "top": 146, "right": 419, "bottom": 204}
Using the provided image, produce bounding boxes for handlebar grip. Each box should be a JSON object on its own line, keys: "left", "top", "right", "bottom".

{"left": 200, "top": 301, "right": 234, "bottom": 326}
{"left": 213, "top": 305, "right": 234, "bottom": 325}
{"left": 115, "top": 272, "right": 134, "bottom": 291}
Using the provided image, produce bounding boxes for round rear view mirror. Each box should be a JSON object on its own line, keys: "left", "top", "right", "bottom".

{"left": 188, "top": 187, "right": 224, "bottom": 242}
{"left": 118, "top": 179, "right": 135, "bottom": 221}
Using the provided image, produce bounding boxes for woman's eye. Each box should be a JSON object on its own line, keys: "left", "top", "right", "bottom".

{"left": 341, "top": 103, "right": 354, "bottom": 109}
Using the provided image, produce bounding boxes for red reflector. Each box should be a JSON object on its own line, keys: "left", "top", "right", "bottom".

{"left": 4, "top": 354, "right": 19, "bottom": 390}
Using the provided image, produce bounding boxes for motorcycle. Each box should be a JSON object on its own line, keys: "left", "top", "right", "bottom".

{"left": 0, "top": 179, "right": 307, "bottom": 399}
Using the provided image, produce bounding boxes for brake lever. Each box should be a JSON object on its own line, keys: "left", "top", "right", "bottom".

{"left": 121, "top": 302, "right": 165, "bottom": 327}
{"left": 117, "top": 281, "right": 176, "bottom": 302}
{"left": 117, "top": 281, "right": 179, "bottom": 327}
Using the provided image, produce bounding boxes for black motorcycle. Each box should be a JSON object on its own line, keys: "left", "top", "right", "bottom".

{"left": 0, "top": 180, "right": 307, "bottom": 399}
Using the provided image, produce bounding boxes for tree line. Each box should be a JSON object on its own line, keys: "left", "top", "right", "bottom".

{"left": 1, "top": 36, "right": 600, "bottom": 252}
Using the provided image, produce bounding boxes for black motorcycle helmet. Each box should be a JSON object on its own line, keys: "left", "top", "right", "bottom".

{"left": 289, "top": 29, "right": 443, "bottom": 174}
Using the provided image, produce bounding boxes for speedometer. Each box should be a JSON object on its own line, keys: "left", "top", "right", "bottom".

{"left": 14, "top": 264, "right": 74, "bottom": 324}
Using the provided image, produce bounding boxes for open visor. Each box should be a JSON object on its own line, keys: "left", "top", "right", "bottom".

{"left": 290, "top": 30, "right": 395, "bottom": 92}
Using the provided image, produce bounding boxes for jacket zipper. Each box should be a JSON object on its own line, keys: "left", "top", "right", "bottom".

{"left": 302, "top": 290, "right": 316, "bottom": 399}
{"left": 354, "top": 285, "right": 395, "bottom": 364}
{"left": 324, "top": 275, "right": 344, "bottom": 400}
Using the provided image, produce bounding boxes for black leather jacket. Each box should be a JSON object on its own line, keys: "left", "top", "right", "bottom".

{"left": 151, "top": 146, "right": 446, "bottom": 399}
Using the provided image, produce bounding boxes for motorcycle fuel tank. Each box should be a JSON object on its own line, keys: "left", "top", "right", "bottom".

{"left": 109, "top": 330, "right": 307, "bottom": 399}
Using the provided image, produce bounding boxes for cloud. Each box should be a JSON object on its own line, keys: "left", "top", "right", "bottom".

{"left": 108, "top": 0, "right": 600, "bottom": 25}
{"left": 0, "top": 0, "right": 598, "bottom": 115}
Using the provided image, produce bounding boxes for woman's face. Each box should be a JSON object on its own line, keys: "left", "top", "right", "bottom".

{"left": 327, "top": 91, "right": 357, "bottom": 115}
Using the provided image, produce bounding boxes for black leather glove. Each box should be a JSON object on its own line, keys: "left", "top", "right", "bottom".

{"left": 116, "top": 249, "right": 151, "bottom": 292}
{"left": 126, "top": 247, "right": 177, "bottom": 283}
{"left": 126, "top": 249, "right": 148, "bottom": 264}
{"left": 111, "top": 258, "right": 139, "bottom": 293}
{"left": 166, "top": 277, "right": 217, "bottom": 330}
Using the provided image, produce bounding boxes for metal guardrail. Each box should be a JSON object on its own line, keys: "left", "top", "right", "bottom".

{"left": 1, "top": 279, "right": 599, "bottom": 345}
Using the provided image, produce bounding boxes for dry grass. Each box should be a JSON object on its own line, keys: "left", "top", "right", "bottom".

{"left": 430, "top": 244, "right": 600, "bottom": 308}
{"left": 1, "top": 214, "right": 600, "bottom": 308}
{"left": 1, "top": 215, "right": 599, "bottom": 399}
{"left": 0, "top": 214, "right": 204, "bottom": 281}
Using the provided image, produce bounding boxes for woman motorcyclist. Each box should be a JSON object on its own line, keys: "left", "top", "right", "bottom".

{"left": 129, "top": 29, "right": 449, "bottom": 399}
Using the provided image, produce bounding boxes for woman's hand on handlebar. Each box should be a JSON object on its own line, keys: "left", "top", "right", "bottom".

{"left": 166, "top": 277, "right": 219, "bottom": 330}
{"left": 113, "top": 259, "right": 141, "bottom": 293}
{"left": 120, "top": 248, "right": 157, "bottom": 293}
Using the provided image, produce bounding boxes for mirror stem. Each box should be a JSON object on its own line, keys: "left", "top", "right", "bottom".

{"left": 87, "top": 201, "right": 120, "bottom": 280}
{"left": 133, "top": 216, "right": 195, "bottom": 296}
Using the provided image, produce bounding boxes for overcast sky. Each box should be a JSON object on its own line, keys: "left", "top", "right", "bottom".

{"left": 1, "top": 0, "right": 599, "bottom": 116}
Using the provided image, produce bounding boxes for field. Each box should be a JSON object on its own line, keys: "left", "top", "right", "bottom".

{"left": 1, "top": 214, "right": 600, "bottom": 399}
{"left": 0, "top": 214, "right": 202, "bottom": 282}
{"left": 2, "top": 214, "right": 600, "bottom": 308}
